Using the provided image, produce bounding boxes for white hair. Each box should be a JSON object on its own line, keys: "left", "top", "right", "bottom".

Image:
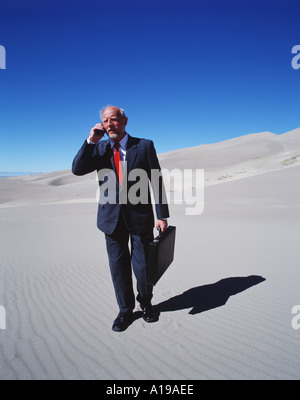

{"left": 99, "top": 105, "right": 127, "bottom": 121}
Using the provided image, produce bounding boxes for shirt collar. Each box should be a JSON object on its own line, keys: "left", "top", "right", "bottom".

{"left": 110, "top": 133, "right": 128, "bottom": 150}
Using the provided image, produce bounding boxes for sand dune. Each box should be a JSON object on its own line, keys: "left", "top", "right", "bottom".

{"left": 1, "top": 128, "right": 299, "bottom": 208}
{"left": 160, "top": 127, "right": 300, "bottom": 185}
{"left": 0, "top": 128, "right": 300, "bottom": 380}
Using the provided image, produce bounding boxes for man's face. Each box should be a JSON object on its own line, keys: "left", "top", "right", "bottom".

{"left": 102, "top": 107, "right": 127, "bottom": 142}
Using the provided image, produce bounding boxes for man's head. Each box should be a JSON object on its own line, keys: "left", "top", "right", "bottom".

{"left": 100, "top": 106, "right": 128, "bottom": 142}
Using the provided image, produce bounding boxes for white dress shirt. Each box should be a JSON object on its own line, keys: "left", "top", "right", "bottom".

{"left": 109, "top": 133, "right": 128, "bottom": 165}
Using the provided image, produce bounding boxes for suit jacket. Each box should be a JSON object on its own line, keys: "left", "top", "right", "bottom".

{"left": 72, "top": 134, "right": 170, "bottom": 235}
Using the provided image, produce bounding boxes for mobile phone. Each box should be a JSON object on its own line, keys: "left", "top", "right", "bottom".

{"left": 94, "top": 126, "right": 106, "bottom": 136}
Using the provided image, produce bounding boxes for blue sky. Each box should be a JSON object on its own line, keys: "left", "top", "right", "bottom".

{"left": 0, "top": 0, "right": 299, "bottom": 173}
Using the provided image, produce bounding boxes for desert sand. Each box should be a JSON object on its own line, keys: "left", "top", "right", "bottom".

{"left": 0, "top": 127, "right": 300, "bottom": 380}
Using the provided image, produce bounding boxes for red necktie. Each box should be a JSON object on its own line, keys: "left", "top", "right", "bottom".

{"left": 113, "top": 142, "right": 123, "bottom": 186}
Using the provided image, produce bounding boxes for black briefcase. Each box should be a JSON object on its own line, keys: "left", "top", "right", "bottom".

{"left": 147, "top": 226, "right": 176, "bottom": 285}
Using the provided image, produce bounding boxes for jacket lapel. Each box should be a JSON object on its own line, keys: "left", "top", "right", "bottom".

{"left": 99, "top": 140, "right": 115, "bottom": 170}
{"left": 126, "top": 134, "right": 138, "bottom": 172}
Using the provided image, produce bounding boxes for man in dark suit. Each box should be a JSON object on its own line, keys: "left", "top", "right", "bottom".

{"left": 72, "top": 106, "right": 169, "bottom": 332}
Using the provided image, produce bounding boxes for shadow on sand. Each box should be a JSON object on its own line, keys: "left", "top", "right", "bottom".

{"left": 155, "top": 275, "right": 266, "bottom": 315}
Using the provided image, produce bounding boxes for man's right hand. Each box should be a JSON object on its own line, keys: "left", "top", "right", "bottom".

{"left": 88, "top": 123, "right": 106, "bottom": 143}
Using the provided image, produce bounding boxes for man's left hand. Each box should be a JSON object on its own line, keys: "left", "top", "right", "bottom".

{"left": 156, "top": 219, "right": 168, "bottom": 233}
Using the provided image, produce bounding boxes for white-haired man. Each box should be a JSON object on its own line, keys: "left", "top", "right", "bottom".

{"left": 72, "top": 106, "right": 169, "bottom": 331}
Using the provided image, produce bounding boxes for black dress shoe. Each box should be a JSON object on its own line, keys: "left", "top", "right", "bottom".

{"left": 112, "top": 312, "right": 133, "bottom": 332}
{"left": 142, "top": 304, "right": 159, "bottom": 323}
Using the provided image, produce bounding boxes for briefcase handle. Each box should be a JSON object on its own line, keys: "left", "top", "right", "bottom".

{"left": 154, "top": 226, "right": 165, "bottom": 243}
{"left": 154, "top": 225, "right": 175, "bottom": 243}
{"left": 153, "top": 228, "right": 162, "bottom": 244}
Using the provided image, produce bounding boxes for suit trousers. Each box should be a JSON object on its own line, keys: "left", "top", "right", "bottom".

{"left": 104, "top": 211, "right": 154, "bottom": 314}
